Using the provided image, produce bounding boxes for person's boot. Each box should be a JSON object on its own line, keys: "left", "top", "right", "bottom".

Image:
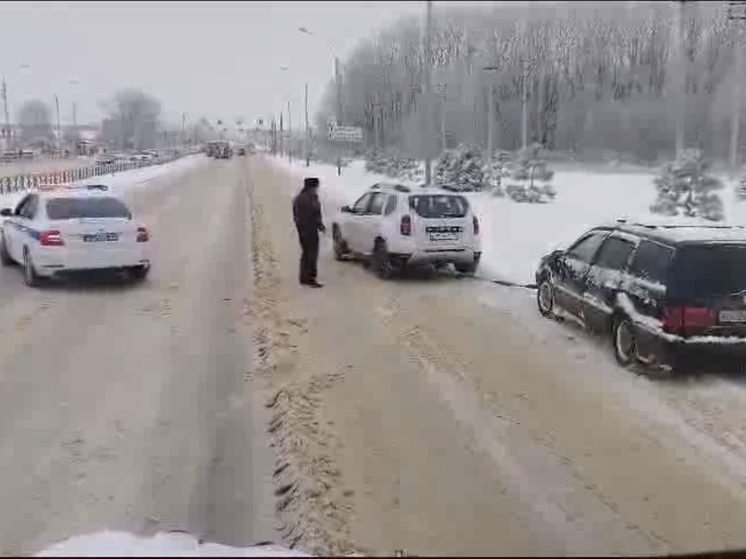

{"left": 307, "top": 281, "right": 323, "bottom": 288}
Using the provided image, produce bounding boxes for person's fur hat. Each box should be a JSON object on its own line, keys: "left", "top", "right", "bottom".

{"left": 303, "top": 177, "right": 320, "bottom": 189}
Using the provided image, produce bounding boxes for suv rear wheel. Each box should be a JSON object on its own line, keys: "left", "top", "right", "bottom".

{"left": 372, "top": 240, "right": 394, "bottom": 280}
{"left": 612, "top": 315, "right": 637, "bottom": 367}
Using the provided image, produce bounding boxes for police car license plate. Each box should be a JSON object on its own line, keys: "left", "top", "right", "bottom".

{"left": 83, "top": 233, "right": 119, "bottom": 242}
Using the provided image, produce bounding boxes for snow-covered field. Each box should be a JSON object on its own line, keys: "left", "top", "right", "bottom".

{"left": 272, "top": 156, "right": 746, "bottom": 285}
{"left": 0, "top": 154, "right": 205, "bottom": 212}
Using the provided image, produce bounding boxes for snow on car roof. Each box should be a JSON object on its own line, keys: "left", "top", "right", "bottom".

{"left": 615, "top": 222, "right": 746, "bottom": 244}
{"left": 36, "top": 184, "right": 112, "bottom": 198}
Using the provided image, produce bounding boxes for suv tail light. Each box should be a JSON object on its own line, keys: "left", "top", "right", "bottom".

{"left": 400, "top": 215, "right": 412, "bottom": 236}
{"left": 662, "top": 306, "right": 716, "bottom": 335}
{"left": 137, "top": 226, "right": 149, "bottom": 243}
{"left": 473, "top": 215, "right": 480, "bottom": 236}
{"left": 40, "top": 230, "right": 64, "bottom": 247}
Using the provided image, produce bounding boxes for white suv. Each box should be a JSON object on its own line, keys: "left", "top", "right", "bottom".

{"left": 331, "top": 183, "right": 481, "bottom": 278}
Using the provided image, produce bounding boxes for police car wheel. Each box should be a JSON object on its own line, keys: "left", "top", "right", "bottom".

{"left": 0, "top": 234, "right": 13, "bottom": 266}
{"left": 23, "top": 249, "right": 40, "bottom": 287}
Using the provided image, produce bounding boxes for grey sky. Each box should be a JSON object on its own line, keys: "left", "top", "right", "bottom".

{"left": 0, "top": 1, "right": 436, "bottom": 130}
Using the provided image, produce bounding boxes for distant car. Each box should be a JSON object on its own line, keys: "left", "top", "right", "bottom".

{"left": 535, "top": 221, "right": 746, "bottom": 374}
{"left": 96, "top": 155, "right": 116, "bottom": 165}
{"left": 0, "top": 184, "right": 151, "bottom": 286}
{"left": 332, "top": 183, "right": 481, "bottom": 279}
{"left": 237, "top": 147, "right": 246, "bottom": 156}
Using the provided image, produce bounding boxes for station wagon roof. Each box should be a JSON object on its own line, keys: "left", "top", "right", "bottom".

{"left": 594, "top": 222, "right": 746, "bottom": 246}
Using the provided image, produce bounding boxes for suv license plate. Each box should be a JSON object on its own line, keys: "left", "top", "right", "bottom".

{"left": 719, "top": 310, "right": 746, "bottom": 323}
{"left": 430, "top": 232, "right": 459, "bottom": 242}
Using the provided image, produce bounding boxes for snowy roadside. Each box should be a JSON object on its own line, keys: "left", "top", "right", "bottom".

{"left": 268, "top": 155, "right": 746, "bottom": 286}
{"left": 0, "top": 154, "right": 206, "bottom": 212}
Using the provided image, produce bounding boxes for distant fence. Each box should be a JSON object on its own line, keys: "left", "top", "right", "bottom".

{"left": 0, "top": 154, "right": 185, "bottom": 196}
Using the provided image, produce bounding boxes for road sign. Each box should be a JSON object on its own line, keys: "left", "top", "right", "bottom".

{"left": 328, "top": 124, "right": 363, "bottom": 143}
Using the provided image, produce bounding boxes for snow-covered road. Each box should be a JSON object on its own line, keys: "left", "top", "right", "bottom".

{"left": 5, "top": 154, "right": 746, "bottom": 556}
{"left": 253, "top": 154, "right": 746, "bottom": 555}
{"left": 0, "top": 155, "right": 275, "bottom": 555}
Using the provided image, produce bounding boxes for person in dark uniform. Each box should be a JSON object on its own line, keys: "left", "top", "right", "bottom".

{"left": 292, "top": 177, "right": 326, "bottom": 287}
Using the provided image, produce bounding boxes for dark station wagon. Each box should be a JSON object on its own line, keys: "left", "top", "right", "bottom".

{"left": 535, "top": 221, "right": 746, "bottom": 374}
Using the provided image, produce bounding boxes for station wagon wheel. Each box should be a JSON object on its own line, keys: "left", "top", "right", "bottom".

{"left": 612, "top": 316, "right": 637, "bottom": 367}
{"left": 536, "top": 278, "right": 555, "bottom": 317}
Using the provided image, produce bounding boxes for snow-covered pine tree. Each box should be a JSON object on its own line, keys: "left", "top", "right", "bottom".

{"left": 434, "top": 144, "right": 485, "bottom": 191}
{"left": 650, "top": 148, "right": 724, "bottom": 221}
{"left": 737, "top": 175, "right": 746, "bottom": 201}
{"left": 505, "top": 143, "right": 556, "bottom": 203}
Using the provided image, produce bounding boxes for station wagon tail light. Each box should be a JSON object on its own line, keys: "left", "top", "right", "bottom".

{"left": 40, "top": 230, "right": 64, "bottom": 247}
{"left": 400, "top": 215, "right": 412, "bottom": 236}
{"left": 473, "top": 215, "right": 480, "bottom": 235}
{"left": 137, "top": 226, "right": 149, "bottom": 243}
{"left": 662, "top": 306, "right": 716, "bottom": 335}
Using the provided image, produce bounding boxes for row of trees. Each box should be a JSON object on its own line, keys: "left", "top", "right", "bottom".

{"left": 14, "top": 89, "right": 221, "bottom": 152}
{"left": 317, "top": 1, "right": 741, "bottom": 165}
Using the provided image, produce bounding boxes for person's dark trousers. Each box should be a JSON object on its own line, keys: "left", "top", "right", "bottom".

{"left": 298, "top": 230, "right": 319, "bottom": 284}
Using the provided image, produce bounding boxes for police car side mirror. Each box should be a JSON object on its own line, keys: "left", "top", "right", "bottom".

{"left": 341, "top": 205, "right": 352, "bottom": 213}
{"left": 0, "top": 208, "right": 11, "bottom": 217}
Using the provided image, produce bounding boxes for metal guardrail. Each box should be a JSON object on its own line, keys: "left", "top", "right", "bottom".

{"left": 0, "top": 155, "right": 184, "bottom": 196}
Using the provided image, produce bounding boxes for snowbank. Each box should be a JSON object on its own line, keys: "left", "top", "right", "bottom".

{"left": 36, "top": 530, "right": 310, "bottom": 557}
{"left": 268, "top": 155, "right": 746, "bottom": 286}
{"left": 0, "top": 155, "right": 206, "bottom": 212}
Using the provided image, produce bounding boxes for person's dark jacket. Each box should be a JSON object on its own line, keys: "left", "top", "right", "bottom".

{"left": 293, "top": 188, "right": 324, "bottom": 236}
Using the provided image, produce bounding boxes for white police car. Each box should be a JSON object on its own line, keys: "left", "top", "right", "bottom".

{"left": 0, "top": 184, "right": 151, "bottom": 286}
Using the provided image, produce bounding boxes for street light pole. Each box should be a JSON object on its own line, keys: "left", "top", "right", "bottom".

{"left": 424, "top": 0, "right": 434, "bottom": 186}
{"left": 1, "top": 77, "right": 9, "bottom": 150}
{"left": 483, "top": 65, "right": 500, "bottom": 191}
{"left": 288, "top": 100, "right": 292, "bottom": 163}
{"left": 305, "top": 82, "right": 310, "bottom": 166}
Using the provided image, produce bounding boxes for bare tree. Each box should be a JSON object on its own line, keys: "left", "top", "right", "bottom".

{"left": 101, "top": 88, "right": 161, "bottom": 150}
{"left": 315, "top": 2, "right": 740, "bottom": 165}
{"left": 17, "top": 99, "right": 53, "bottom": 147}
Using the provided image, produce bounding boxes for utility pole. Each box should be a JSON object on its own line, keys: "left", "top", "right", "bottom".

{"left": 181, "top": 113, "right": 186, "bottom": 146}
{"left": 675, "top": 0, "right": 687, "bottom": 157}
{"left": 728, "top": 1, "right": 746, "bottom": 176}
{"left": 54, "top": 94, "right": 61, "bottom": 150}
{"left": 437, "top": 83, "right": 447, "bottom": 153}
{"left": 483, "top": 66, "right": 500, "bottom": 191}
{"left": 288, "top": 100, "right": 292, "bottom": 163}
{"left": 335, "top": 57, "right": 343, "bottom": 126}
{"left": 521, "top": 59, "right": 530, "bottom": 150}
{"left": 1, "top": 77, "right": 9, "bottom": 150}
{"left": 305, "top": 82, "right": 310, "bottom": 166}
{"left": 279, "top": 112, "right": 284, "bottom": 157}
{"left": 424, "top": 0, "right": 434, "bottom": 186}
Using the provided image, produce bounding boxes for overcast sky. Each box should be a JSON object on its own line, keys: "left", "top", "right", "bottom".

{"left": 0, "top": 1, "right": 439, "bottom": 130}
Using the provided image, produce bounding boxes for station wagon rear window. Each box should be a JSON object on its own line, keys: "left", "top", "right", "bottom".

{"left": 46, "top": 197, "right": 132, "bottom": 220}
{"left": 669, "top": 245, "right": 746, "bottom": 297}
{"left": 409, "top": 195, "right": 468, "bottom": 218}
